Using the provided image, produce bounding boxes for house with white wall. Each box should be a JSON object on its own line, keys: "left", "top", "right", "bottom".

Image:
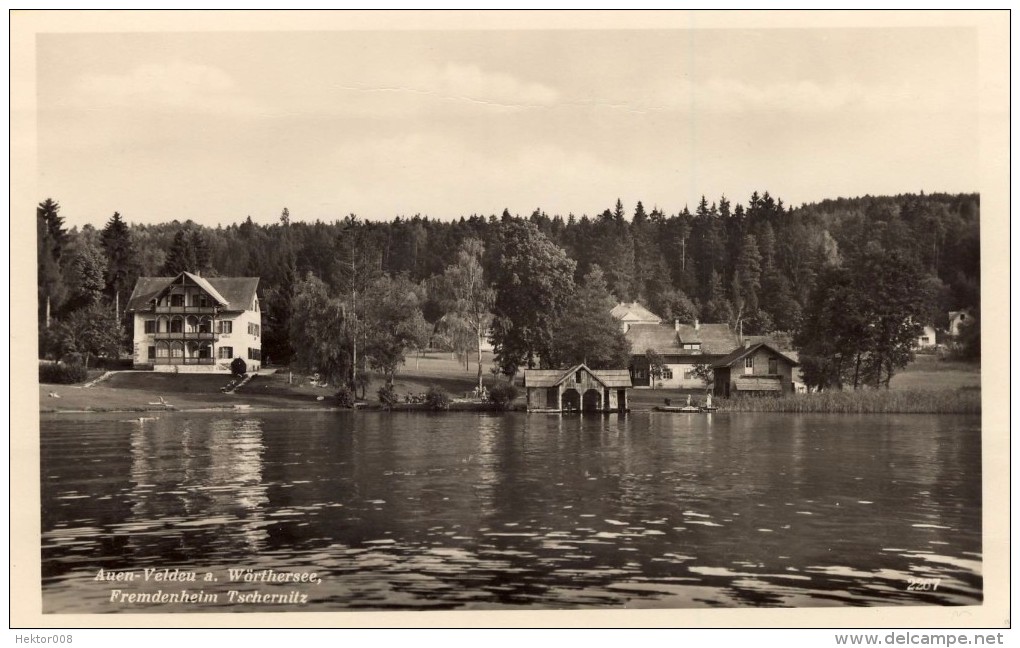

{"left": 914, "top": 324, "right": 938, "bottom": 349}
{"left": 125, "top": 271, "right": 262, "bottom": 373}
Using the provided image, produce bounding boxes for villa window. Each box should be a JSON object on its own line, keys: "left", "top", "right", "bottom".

{"left": 144, "top": 320, "right": 155, "bottom": 334}
{"left": 661, "top": 368, "right": 673, "bottom": 380}
{"left": 745, "top": 357, "right": 754, "bottom": 369}
{"left": 218, "top": 320, "right": 233, "bottom": 335}
{"left": 575, "top": 370, "right": 582, "bottom": 384}
{"left": 218, "top": 347, "right": 233, "bottom": 359}
{"left": 768, "top": 358, "right": 778, "bottom": 374}
{"left": 170, "top": 294, "right": 184, "bottom": 307}
{"left": 147, "top": 346, "right": 155, "bottom": 360}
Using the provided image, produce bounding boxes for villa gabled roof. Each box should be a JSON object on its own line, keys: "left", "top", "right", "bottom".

{"left": 126, "top": 272, "right": 260, "bottom": 313}
{"left": 174, "top": 271, "right": 229, "bottom": 305}
{"left": 524, "top": 364, "right": 633, "bottom": 389}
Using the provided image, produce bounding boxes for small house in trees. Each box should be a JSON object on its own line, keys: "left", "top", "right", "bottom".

{"left": 523, "top": 364, "right": 632, "bottom": 412}
{"left": 712, "top": 342, "right": 799, "bottom": 398}
{"left": 126, "top": 271, "right": 262, "bottom": 373}
{"left": 948, "top": 309, "right": 973, "bottom": 337}
{"left": 610, "top": 301, "right": 662, "bottom": 333}
{"left": 914, "top": 324, "right": 938, "bottom": 349}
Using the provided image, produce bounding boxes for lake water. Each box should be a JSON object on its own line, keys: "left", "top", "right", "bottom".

{"left": 40, "top": 410, "right": 982, "bottom": 613}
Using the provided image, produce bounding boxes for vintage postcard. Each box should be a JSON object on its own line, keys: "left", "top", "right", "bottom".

{"left": 10, "top": 10, "right": 1010, "bottom": 630}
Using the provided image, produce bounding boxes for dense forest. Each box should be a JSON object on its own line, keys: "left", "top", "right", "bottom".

{"left": 36, "top": 191, "right": 981, "bottom": 390}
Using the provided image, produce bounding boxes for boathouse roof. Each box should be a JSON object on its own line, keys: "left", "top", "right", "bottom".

{"left": 524, "top": 364, "right": 633, "bottom": 389}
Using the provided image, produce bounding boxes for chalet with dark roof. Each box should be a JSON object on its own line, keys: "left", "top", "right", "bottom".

{"left": 523, "top": 364, "right": 632, "bottom": 412}
{"left": 126, "top": 271, "right": 262, "bottom": 373}
{"left": 711, "top": 342, "right": 799, "bottom": 398}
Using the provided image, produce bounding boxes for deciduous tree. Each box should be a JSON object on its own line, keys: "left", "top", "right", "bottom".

{"left": 440, "top": 238, "right": 495, "bottom": 391}
{"left": 50, "top": 303, "right": 123, "bottom": 367}
{"left": 490, "top": 220, "right": 576, "bottom": 377}
{"left": 289, "top": 273, "right": 352, "bottom": 387}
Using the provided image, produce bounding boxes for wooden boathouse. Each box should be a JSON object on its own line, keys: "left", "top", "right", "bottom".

{"left": 523, "top": 364, "right": 632, "bottom": 413}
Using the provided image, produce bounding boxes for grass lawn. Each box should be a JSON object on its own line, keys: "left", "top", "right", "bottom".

{"left": 41, "top": 369, "right": 340, "bottom": 412}
{"left": 889, "top": 354, "right": 981, "bottom": 391}
{"left": 39, "top": 350, "right": 497, "bottom": 412}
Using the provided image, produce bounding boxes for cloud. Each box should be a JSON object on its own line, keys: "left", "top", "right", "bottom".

{"left": 337, "top": 62, "right": 559, "bottom": 111}
{"left": 638, "top": 77, "right": 934, "bottom": 114}
{"left": 67, "top": 61, "right": 258, "bottom": 114}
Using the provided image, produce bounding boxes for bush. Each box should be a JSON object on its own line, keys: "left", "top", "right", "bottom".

{"left": 40, "top": 362, "right": 88, "bottom": 384}
{"left": 94, "top": 356, "right": 133, "bottom": 370}
{"left": 425, "top": 385, "right": 450, "bottom": 411}
{"left": 377, "top": 384, "right": 398, "bottom": 408}
{"left": 488, "top": 383, "right": 519, "bottom": 410}
{"left": 335, "top": 385, "right": 356, "bottom": 408}
{"left": 230, "top": 357, "right": 247, "bottom": 376}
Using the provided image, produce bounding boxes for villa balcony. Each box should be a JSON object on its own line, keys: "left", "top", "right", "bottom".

{"left": 152, "top": 331, "right": 219, "bottom": 341}
{"left": 152, "top": 305, "right": 218, "bottom": 315}
{"left": 153, "top": 357, "right": 216, "bottom": 366}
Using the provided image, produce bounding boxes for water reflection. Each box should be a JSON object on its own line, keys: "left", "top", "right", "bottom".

{"left": 40, "top": 411, "right": 982, "bottom": 612}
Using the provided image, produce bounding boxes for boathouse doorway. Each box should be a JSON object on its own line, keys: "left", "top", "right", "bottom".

{"left": 545, "top": 387, "right": 559, "bottom": 409}
{"left": 562, "top": 389, "right": 580, "bottom": 411}
{"left": 582, "top": 389, "right": 601, "bottom": 412}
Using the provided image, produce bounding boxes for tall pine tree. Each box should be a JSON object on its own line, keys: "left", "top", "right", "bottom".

{"left": 101, "top": 212, "right": 137, "bottom": 318}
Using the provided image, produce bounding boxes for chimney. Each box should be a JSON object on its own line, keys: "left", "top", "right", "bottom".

{"left": 694, "top": 318, "right": 700, "bottom": 331}
{"left": 674, "top": 318, "right": 680, "bottom": 332}
{"left": 744, "top": 338, "right": 752, "bottom": 349}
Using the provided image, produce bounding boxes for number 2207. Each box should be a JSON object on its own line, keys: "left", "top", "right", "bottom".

{"left": 907, "top": 578, "right": 941, "bottom": 591}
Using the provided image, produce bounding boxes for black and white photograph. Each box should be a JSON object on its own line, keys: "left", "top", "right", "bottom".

{"left": 12, "top": 9, "right": 1010, "bottom": 629}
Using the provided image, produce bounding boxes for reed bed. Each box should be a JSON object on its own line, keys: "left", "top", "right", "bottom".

{"left": 718, "top": 388, "right": 981, "bottom": 414}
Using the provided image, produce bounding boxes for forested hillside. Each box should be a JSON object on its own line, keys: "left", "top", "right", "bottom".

{"left": 36, "top": 191, "right": 980, "bottom": 388}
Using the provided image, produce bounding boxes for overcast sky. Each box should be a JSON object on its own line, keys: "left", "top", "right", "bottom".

{"left": 36, "top": 25, "right": 979, "bottom": 228}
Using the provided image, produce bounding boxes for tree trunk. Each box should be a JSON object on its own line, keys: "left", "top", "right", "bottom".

{"left": 476, "top": 325, "right": 483, "bottom": 393}
{"left": 46, "top": 296, "right": 51, "bottom": 329}
{"left": 852, "top": 353, "right": 861, "bottom": 390}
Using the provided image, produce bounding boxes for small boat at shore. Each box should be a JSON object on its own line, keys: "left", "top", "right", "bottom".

{"left": 654, "top": 395, "right": 717, "bottom": 413}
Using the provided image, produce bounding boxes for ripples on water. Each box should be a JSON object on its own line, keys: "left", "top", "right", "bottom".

{"left": 40, "top": 411, "right": 982, "bottom": 612}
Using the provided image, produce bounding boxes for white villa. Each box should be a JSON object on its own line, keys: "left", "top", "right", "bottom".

{"left": 125, "top": 271, "right": 262, "bottom": 373}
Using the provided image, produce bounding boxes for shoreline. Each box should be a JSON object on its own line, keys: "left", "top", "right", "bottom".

{"left": 39, "top": 362, "right": 981, "bottom": 415}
